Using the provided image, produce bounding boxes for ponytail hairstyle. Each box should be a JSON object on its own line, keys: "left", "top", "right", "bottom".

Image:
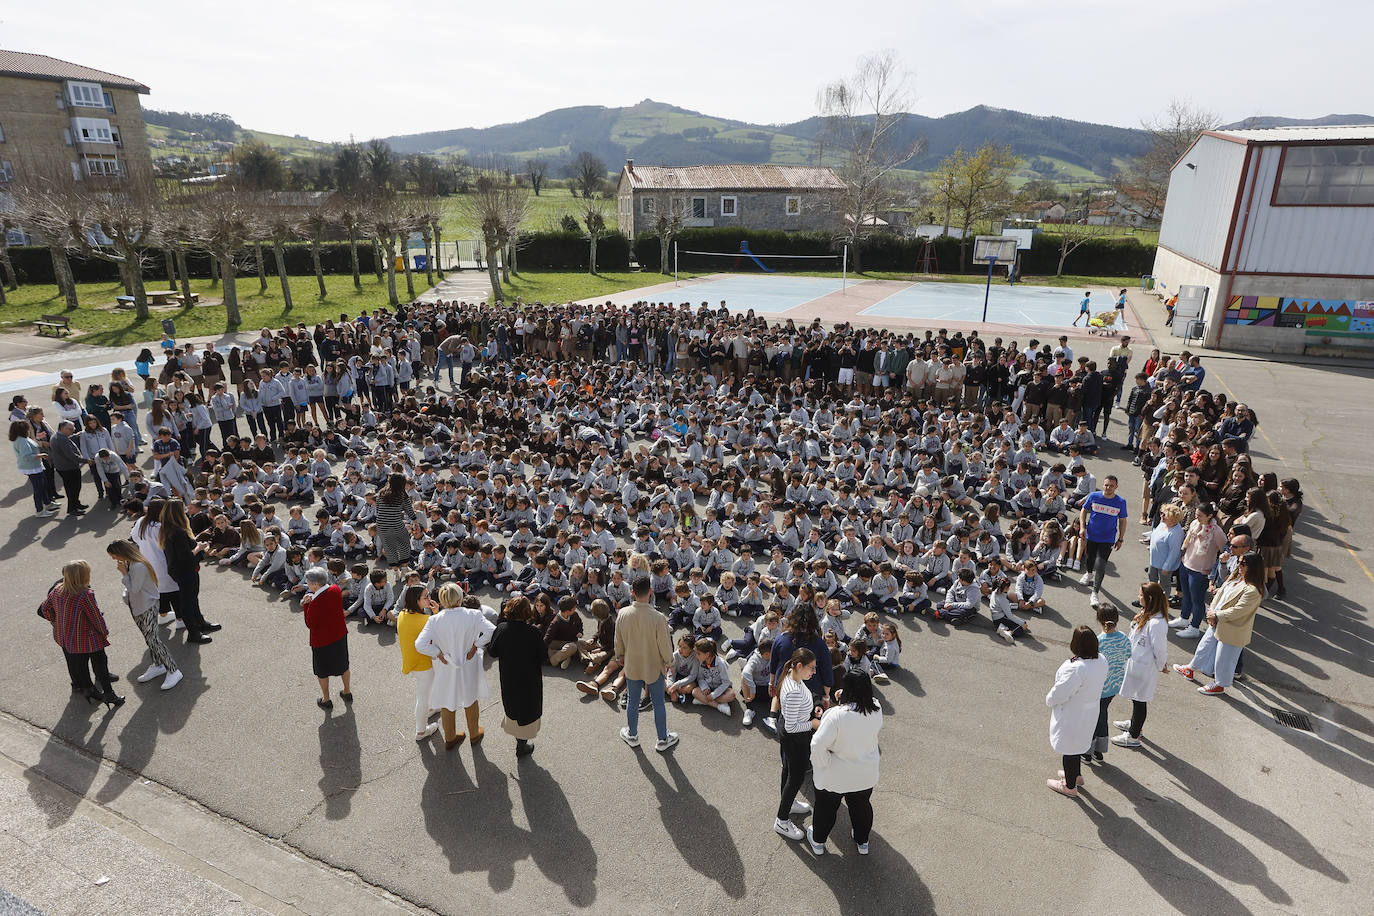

{"left": 106, "top": 539, "right": 158, "bottom": 589}
{"left": 781, "top": 646, "right": 816, "bottom": 682}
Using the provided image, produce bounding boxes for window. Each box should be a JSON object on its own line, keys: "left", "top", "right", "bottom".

{"left": 641, "top": 196, "right": 656, "bottom": 215}
{"left": 70, "top": 161, "right": 83, "bottom": 181}
{"left": 691, "top": 197, "right": 706, "bottom": 219}
{"left": 102, "top": 90, "right": 116, "bottom": 113}
{"left": 0, "top": 161, "right": 13, "bottom": 183}
{"left": 63, "top": 127, "right": 73, "bottom": 147}
{"left": 0, "top": 122, "right": 5, "bottom": 143}
{"left": 66, "top": 81, "right": 105, "bottom": 108}
{"left": 83, "top": 156, "right": 123, "bottom": 177}
{"left": 785, "top": 195, "right": 801, "bottom": 216}
{"left": 720, "top": 196, "right": 737, "bottom": 217}
{"left": 1273, "top": 144, "right": 1374, "bottom": 206}
{"left": 71, "top": 117, "right": 114, "bottom": 144}
{"left": 111, "top": 128, "right": 122, "bottom": 146}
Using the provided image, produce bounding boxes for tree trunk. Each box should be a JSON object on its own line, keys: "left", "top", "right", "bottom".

{"left": 1057, "top": 247, "right": 1069, "bottom": 277}
{"left": 660, "top": 236, "right": 670, "bottom": 274}
{"left": 433, "top": 223, "right": 445, "bottom": 281}
{"left": 176, "top": 249, "right": 192, "bottom": 307}
{"left": 501, "top": 243, "right": 512, "bottom": 283}
{"left": 312, "top": 227, "right": 327, "bottom": 299}
{"left": 118, "top": 247, "right": 149, "bottom": 320}
{"left": 420, "top": 225, "right": 434, "bottom": 287}
{"left": 372, "top": 238, "right": 385, "bottom": 283}
{"left": 50, "top": 247, "right": 79, "bottom": 310}
{"left": 210, "top": 255, "right": 220, "bottom": 287}
{"left": 588, "top": 236, "right": 598, "bottom": 275}
{"left": 220, "top": 255, "right": 241, "bottom": 326}
{"left": 0, "top": 231, "right": 17, "bottom": 290}
{"left": 254, "top": 242, "right": 268, "bottom": 292}
{"left": 401, "top": 244, "right": 416, "bottom": 301}
{"left": 849, "top": 239, "right": 862, "bottom": 274}
{"left": 484, "top": 235, "right": 502, "bottom": 301}
{"left": 273, "top": 241, "right": 293, "bottom": 312}
{"left": 347, "top": 227, "right": 361, "bottom": 290}
{"left": 163, "top": 248, "right": 177, "bottom": 287}
{"left": 380, "top": 236, "right": 399, "bottom": 306}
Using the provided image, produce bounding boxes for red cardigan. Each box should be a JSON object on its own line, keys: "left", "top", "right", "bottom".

{"left": 303, "top": 585, "right": 347, "bottom": 647}
{"left": 41, "top": 586, "right": 110, "bottom": 655}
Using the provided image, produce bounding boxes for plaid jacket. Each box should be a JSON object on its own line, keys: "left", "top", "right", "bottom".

{"left": 40, "top": 586, "right": 110, "bottom": 654}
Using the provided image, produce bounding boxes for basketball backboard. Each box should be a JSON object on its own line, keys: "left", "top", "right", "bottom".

{"left": 973, "top": 236, "right": 1019, "bottom": 264}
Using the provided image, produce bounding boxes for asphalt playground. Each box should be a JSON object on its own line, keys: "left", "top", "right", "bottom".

{"left": 0, "top": 286, "right": 1370, "bottom": 915}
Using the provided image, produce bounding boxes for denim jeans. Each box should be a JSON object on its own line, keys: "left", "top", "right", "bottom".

{"left": 625, "top": 674, "right": 668, "bottom": 742}
{"left": 1178, "top": 566, "right": 1211, "bottom": 627}
{"left": 1127, "top": 415, "right": 1143, "bottom": 449}
{"left": 1190, "top": 626, "right": 1242, "bottom": 687}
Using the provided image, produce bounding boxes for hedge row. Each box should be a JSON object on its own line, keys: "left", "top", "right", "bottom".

{"left": 2, "top": 242, "right": 383, "bottom": 285}
{"left": 515, "top": 231, "right": 631, "bottom": 271}
{"left": 628, "top": 227, "right": 1156, "bottom": 277}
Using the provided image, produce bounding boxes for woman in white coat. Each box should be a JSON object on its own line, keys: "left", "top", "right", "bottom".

{"left": 806, "top": 669, "right": 884, "bottom": 856}
{"left": 131, "top": 498, "right": 180, "bottom": 628}
{"left": 414, "top": 583, "right": 494, "bottom": 750}
{"left": 1112, "top": 582, "right": 1170, "bottom": 749}
{"left": 1046, "top": 626, "right": 1108, "bottom": 798}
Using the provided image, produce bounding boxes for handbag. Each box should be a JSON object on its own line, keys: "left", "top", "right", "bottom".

{"left": 37, "top": 580, "right": 60, "bottom": 618}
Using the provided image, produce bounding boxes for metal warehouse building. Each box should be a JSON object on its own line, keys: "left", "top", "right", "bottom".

{"left": 1152, "top": 125, "right": 1374, "bottom": 354}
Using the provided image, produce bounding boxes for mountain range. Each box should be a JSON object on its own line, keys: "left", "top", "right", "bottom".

{"left": 377, "top": 99, "right": 1151, "bottom": 184}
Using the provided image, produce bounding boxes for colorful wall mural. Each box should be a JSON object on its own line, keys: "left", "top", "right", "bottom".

{"left": 1225, "top": 296, "right": 1374, "bottom": 338}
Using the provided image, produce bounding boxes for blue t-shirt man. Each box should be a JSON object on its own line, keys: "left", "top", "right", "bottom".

{"left": 1079, "top": 476, "right": 1128, "bottom": 603}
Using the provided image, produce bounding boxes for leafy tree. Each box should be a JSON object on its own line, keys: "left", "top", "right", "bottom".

{"left": 559, "top": 213, "right": 581, "bottom": 233}
{"left": 334, "top": 143, "right": 365, "bottom": 196}
{"left": 233, "top": 140, "right": 285, "bottom": 190}
{"left": 366, "top": 139, "right": 397, "bottom": 193}
{"left": 932, "top": 144, "right": 1020, "bottom": 268}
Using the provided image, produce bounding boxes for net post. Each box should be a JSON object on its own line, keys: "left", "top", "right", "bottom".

{"left": 674, "top": 241, "right": 678, "bottom": 286}
{"left": 982, "top": 255, "right": 994, "bottom": 323}
{"left": 842, "top": 245, "right": 848, "bottom": 293}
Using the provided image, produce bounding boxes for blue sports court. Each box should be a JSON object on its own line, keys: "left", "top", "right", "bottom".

{"left": 860, "top": 281, "right": 1086, "bottom": 327}
{"left": 589, "top": 274, "right": 844, "bottom": 314}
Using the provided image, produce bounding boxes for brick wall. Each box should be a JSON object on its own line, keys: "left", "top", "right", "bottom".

{"left": 0, "top": 74, "right": 153, "bottom": 185}
{"left": 623, "top": 188, "right": 840, "bottom": 236}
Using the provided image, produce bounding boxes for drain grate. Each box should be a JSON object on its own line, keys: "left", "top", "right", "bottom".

{"left": 1272, "top": 708, "right": 1315, "bottom": 732}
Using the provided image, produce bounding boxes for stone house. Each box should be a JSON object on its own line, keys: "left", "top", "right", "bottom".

{"left": 616, "top": 161, "right": 845, "bottom": 237}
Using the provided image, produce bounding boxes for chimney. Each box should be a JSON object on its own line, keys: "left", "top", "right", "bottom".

{"left": 626, "top": 158, "right": 635, "bottom": 174}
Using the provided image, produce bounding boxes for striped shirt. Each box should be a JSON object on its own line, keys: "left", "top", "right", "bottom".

{"left": 780, "top": 677, "right": 814, "bottom": 734}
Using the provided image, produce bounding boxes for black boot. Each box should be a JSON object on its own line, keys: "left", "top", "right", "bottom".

{"left": 96, "top": 680, "right": 125, "bottom": 709}
{"left": 515, "top": 739, "right": 534, "bottom": 757}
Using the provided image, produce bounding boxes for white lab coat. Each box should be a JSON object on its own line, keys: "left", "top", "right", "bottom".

{"left": 414, "top": 607, "right": 495, "bottom": 711}
{"left": 1118, "top": 615, "right": 1170, "bottom": 703}
{"left": 131, "top": 521, "right": 178, "bottom": 594}
{"left": 1046, "top": 656, "right": 1108, "bottom": 754}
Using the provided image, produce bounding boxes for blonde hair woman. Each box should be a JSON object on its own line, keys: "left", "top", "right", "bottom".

{"left": 38, "top": 560, "right": 123, "bottom": 708}
{"left": 107, "top": 539, "right": 182, "bottom": 690}
{"left": 414, "top": 583, "right": 495, "bottom": 750}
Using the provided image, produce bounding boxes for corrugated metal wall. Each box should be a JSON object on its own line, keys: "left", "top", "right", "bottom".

{"left": 1157, "top": 135, "right": 1249, "bottom": 270}
{"left": 1230, "top": 146, "right": 1374, "bottom": 276}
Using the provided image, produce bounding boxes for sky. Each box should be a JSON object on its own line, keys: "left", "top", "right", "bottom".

{"left": 4, "top": 0, "right": 1368, "bottom": 143}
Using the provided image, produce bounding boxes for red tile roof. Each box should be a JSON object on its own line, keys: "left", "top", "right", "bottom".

{"left": 622, "top": 164, "right": 845, "bottom": 191}
{"left": 0, "top": 49, "right": 149, "bottom": 93}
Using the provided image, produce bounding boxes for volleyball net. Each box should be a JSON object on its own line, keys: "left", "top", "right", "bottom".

{"left": 672, "top": 242, "right": 846, "bottom": 281}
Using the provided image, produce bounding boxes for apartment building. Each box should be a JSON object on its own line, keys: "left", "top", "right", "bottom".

{"left": 0, "top": 49, "right": 153, "bottom": 186}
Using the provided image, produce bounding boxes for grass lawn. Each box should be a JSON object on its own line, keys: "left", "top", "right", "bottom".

{"left": 499, "top": 270, "right": 650, "bottom": 304}
{"left": 0, "top": 273, "right": 418, "bottom": 347}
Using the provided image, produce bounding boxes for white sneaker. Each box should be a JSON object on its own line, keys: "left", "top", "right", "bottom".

{"left": 873, "top": 672, "right": 890, "bottom": 684}
{"left": 724, "top": 649, "right": 738, "bottom": 662}
{"left": 762, "top": 716, "right": 777, "bottom": 732}
{"left": 1111, "top": 733, "right": 1142, "bottom": 748}
{"left": 742, "top": 708, "right": 756, "bottom": 727}
{"left": 806, "top": 825, "right": 826, "bottom": 855}
{"left": 791, "top": 799, "right": 812, "bottom": 816}
{"left": 691, "top": 698, "right": 707, "bottom": 706}
{"left": 774, "top": 818, "right": 804, "bottom": 841}
{"left": 716, "top": 702, "right": 732, "bottom": 716}
{"left": 157, "top": 612, "right": 175, "bottom": 625}
{"left": 654, "top": 732, "right": 679, "bottom": 753}
{"left": 1167, "top": 617, "right": 1188, "bottom": 629}
{"left": 853, "top": 833, "right": 870, "bottom": 855}
{"left": 136, "top": 664, "right": 167, "bottom": 683}
{"left": 160, "top": 669, "right": 183, "bottom": 690}
{"left": 1113, "top": 720, "right": 1132, "bottom": 732}
{"left": 619, "top": 726, "right": 640, "bottom": 748}
{"left": 36, "top": 508, "right": 58, "bottom": 518}
{"left": 172, "top": 619, "right": 186, "bottom": 632}
{"left": 1176, "top": 626, "right": 1203, "bottom": 638}
{"left": 1078, "top": 572, "right": 1091, "bottom": 586}
{"left": 997, "top": 625, "right": 1014, "bottom": 643}
{"left": 1089, "top": 591, "right": 1101, "bottom": 607}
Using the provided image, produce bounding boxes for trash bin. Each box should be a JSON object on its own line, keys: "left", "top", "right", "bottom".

{"left": 1140, "top": 275, "right": 1155, "bottom": 291}
{"left": 413, "top": 255, "right": 428, "bottom": 271}
{"left": 161, "top": 318, "right": 176, "bottom": 338}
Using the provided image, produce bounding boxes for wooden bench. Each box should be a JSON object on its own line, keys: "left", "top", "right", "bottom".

{"left": 177, "top": 292, "right": 200, "bottom": 305}
{"left": 34, "top": 314, "right": 71, "bottom": 336}
{"left": 115, "top": 295, "right": 136, "bottom": 310}
{"left": 145, "top": 289, "right": 179, "bottom": 305}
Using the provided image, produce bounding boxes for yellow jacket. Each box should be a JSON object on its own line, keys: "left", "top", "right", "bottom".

{"left": 397, "top": 611, "right": 433, "bottom": 673}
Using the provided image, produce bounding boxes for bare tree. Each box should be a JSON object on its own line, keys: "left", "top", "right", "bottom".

{"left": 179, "top": 183, "right": 264, "bottom": 327}
{"left": 1052, "top": 221, "right": 1114, "bottom": 276}
{"left": 77, "top": 176, "right": 164, "bottom": 318}
{"left": 817, "top": 51, "right": 926, "bottom": 272}
{"left": 645, "top": 194, "right": 688, "bottom": 274}
{"left": 931, "top": 144, "right": 1020, "bottom": 269}
{"left": 410, "top": 197, "right": 443, "bottom": 289}
{"left": 567, "top": 152, "right": 607, "bottom": 199}
{"left": 260, "top": 202, "right": 303, "bottom": 312}
{"left": 582, "top": 201, "right": 609, "bottom": 275}
{"left": 1117, "top": 99, "right": 1221, "bottom": 222}
{"left": 302, "top": 208, "right": 330, "bottom": 299}
{"left": 367, "top": 194, "right": 411, "bottom": 307}
{"left": 9, "top": 169, "right": 86, "bottom": 310}
{"left": 456, "top": 178, "right": 528, "bottom": 301}
{"left": 499, "top": 185, "right": 531, "bottom": 282}
{"left": 0, "top": 213, "right": 21, "bottom": 301}
{"left": 331, "top": 197, "right": 367, "bottom": 290}
{"left": 158, "top": 196, "right": 197, "bottom": 310}
{"left": 526, "top": 158, "right": 549, "bottom": 196}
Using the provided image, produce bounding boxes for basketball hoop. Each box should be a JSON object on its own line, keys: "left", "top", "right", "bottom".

{"left": 974, "top": 236, "right": 1020, "bottom": 322}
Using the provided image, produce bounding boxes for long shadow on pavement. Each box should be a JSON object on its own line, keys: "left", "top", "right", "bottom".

{"left": 24, "top": 693, "right": 115, "bottom": 828}
{"left": 634, "top": 752, "right": 746, "bottom": 899}
{"left": 420, "top": 740, "right": 526, "bottom": 893}
{"left": 515, "top": 755, "right": 598, "bottom": 907}
{"left": 1095, "top": 761, "right": 1291, "bottom": 906}
{"left": 317, "top": 704, "right": 361, "bottom": 820}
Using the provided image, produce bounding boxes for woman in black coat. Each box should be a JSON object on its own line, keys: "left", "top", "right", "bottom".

{"left": 159, "top": 500, "right": 221, "bottom": 643}
{"left": 486, "top": 595, "right": 545, "bottom": 758}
